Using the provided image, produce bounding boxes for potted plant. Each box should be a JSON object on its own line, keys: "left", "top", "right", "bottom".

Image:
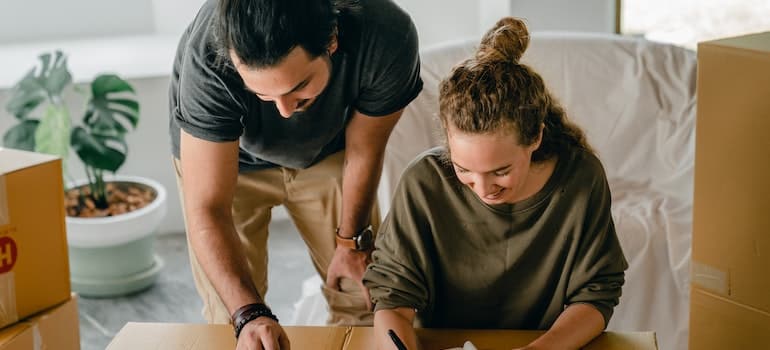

{"left": 3, "top": 51, "right": 167, "bottom": 297}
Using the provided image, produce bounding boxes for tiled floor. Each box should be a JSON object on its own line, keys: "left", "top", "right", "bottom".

{"left": 78, "top": 219, "right": 315, "bottom": 350}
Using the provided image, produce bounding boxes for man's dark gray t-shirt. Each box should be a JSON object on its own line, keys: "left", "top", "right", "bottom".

{"left": 169, "top": 0, "right": 423, "bottom": 171}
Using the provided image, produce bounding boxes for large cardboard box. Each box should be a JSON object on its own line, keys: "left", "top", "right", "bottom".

{"left": 106, "top": 323, "right": 657, "bottom": 350}
{"left": 346, "top": 327, "right": 657, "bottom": 350}
{"left": 0, "top": 295, "right": 80, "bottom": 350}
{"left": 691, "top": 31, "right": 770, "bottom": 349}
{"left": 0, "top": 148, "right": 71, "bottom": 328}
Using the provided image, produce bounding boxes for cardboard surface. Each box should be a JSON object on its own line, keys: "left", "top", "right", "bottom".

{"left": 0, "top": 148, "right": 71, "bottom": 329}
{"left": 107, "top": 323, "right": 656, "bottom": 350}
{"left": 691, "top": 31, "right": 770, "bottom": 349}
{"left": 0, "top": 295, "right": 79, "bottom": 350}
{"left": 0, "top": 323, "right": 32, "bottom": 350}
{"left": 690, "top": 287, "right": 770, "bottom": 350}
{"left": 106, "top": 324, "right": 348, "bottom": 350}
{"left": 347, "top": 327, "right": 657, "bottom": 350}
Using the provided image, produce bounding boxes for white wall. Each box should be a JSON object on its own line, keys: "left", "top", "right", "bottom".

{"left": 394, "top": 0, "right": 480, "bottom": 47}
{"left": 0, "top": 0, "right": 616, "bottom": 234}
{"left": 0, "top": 0, "right": 156, "bottom": 45}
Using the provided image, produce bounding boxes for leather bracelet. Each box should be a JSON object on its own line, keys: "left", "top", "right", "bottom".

{"left": 231, "top": 303, "right": 279, "bottom": 338}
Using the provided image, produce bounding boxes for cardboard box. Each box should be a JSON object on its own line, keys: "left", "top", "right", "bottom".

{"left": 106, "top": 323, "right": 657, "bottom": 350}
{"left": 106, "top": 324, "right": 347, "bottom": 350}
{"left": 0, "top": 148, "right": 71, "bottom": 329}
{"left": 690, "top": 288, "right": 770, "bottom": 349}
{"left": 347, "top": 327, "right": 657, "bottom": 350}
{"left": 691, "top": 31, "right": 770, "bottom": 349}
{"left": 0, "top": 295, "right": 80, "bottom": 350}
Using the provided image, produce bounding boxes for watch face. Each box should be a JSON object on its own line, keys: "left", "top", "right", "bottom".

{"left": 356, "top": 228, "right": 374, "bottom": 250}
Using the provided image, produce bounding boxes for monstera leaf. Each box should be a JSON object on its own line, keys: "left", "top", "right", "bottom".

{"left": 5, "top": 51, "right": 72, "bottom": 120}
{"left": 34, "top": 104, "right": 71, "bottom": 161}
{"left": 2, "top": 120, "right": 39, "bottom": 151}
{"left": 83, "top": 74, "right": 139, "bottom": 137}
{"left": 70, "top": 126, "right": 128, "bottom": 173}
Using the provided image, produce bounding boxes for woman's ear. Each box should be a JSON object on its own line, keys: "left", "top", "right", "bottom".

{"left": 327, "top": 27, "right": 339, "bottom": 55}
{"left": 531, "top": 123, "right": 545, "bottom": 151}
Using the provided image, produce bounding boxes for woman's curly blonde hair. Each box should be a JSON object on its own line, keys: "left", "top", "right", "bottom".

{"left": 438, "top": 17, "right": 592, "bottom": 162}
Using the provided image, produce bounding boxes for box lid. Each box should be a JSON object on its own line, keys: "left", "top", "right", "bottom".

{"left": 0, "top": 323, "right": 33, "bottom": 349}
{"left": 700, "top": 31, "right": 770, "bottom": 53}
{"left": 106, "top": 323, "right": 348, "bottom": 350}
{"left": 0, "top": 148, "right": 59, "bottom": 175}
{"left": 107, "top": 323, "right": 656, "bottom": 350}
{"left": 348, "top": 327, "right": 657, "bottom": 350}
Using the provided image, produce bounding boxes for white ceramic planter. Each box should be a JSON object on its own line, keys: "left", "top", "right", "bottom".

{"left": 66, "top": 175, "right": 167, "bottom": 297}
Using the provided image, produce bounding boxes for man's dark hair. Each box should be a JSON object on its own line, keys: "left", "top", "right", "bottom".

{"left": 215, "top": 0, "right": 358, "bottom": 68}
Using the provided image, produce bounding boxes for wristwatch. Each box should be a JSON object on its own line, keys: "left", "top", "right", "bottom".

{"left": 335, "top": 225, "right": 374, "bottom": 251}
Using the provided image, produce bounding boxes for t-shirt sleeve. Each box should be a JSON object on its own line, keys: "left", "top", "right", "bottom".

{"left": 174, "top": 44, "right": 246, "bottom": 143}
{"left": 566, "top": 164, "right": 628, "bottom": 328}
{"left": 353, "top": 17, "right": 423, "bottom": 117}
{"left": 364, "top": 166, "right": 431, "bottom": 312}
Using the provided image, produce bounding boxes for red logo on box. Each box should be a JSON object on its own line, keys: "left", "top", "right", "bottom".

{"left": 0, "top": 236, "right": 18, "bottom": 273}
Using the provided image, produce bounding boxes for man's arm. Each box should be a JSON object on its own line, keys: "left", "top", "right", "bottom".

{"left": 179, "top": 129, "right": 289, "bottom": 349}
{"left": 180, "top": 129, "right": 260, "bottom": 310}
{"left": 375, "top": 308, "right": 420, "bottom": 350}
{"left": 325, "top": 108, "right": 403, "bottom": 306}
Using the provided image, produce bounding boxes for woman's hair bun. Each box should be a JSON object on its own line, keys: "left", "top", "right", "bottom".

{"left": 477, "top": 17, "right": 530, "bottom": 64}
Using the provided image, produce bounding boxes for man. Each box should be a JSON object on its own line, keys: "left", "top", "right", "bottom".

{"left": 169, "top": 0, "right": 421, "bottom": 348}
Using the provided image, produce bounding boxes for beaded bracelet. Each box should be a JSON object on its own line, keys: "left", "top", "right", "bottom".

{"left": 231, "top": 303, "right": 279, "bottom": 339}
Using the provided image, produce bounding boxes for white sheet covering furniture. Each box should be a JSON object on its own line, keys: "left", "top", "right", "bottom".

{"left": 294, "top": 32, "right": 696, "bottom": 350}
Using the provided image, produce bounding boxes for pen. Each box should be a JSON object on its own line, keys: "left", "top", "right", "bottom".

{"left": 388, "top": 329, "right": 408, "bottom": 350}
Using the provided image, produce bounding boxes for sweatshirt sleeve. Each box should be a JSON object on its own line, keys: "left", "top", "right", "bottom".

{"left": 566, "top": 164, "right": 628, "bottom": 328}
{"left": 363, "top": 166, "right": 432, "bottom": 313}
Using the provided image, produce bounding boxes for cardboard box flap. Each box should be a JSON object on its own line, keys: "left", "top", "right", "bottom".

{"left": 0, "top": 148, "right": 59, "bottom": 175}
{"left": 0, "top": 296, "right": 78, "bottom": 350}
{"left": 0, "top": 323, "right": 31, "bottom": 346}
{"left": 107, "top": 323, "right": 656, "bottom": 350}
{"left": 702, "top": 31, "right": 770, "bottom": 53}
{"left": 690, "top": 287, "right": 770, "bottom": 349}
{"left": 106, "top": 323, "right": 348, "bottom": 350}
{"left": 347, "top": 327, "right": 657, "bottom": 350}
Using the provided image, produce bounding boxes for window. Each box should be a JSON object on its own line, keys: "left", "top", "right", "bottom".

{"left": 621, "top": 0, "right": 770, "bottom": 50}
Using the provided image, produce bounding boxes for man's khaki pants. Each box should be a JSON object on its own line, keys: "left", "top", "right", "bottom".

{"left": 173, "top": 151, "right": 379, "bottom": 326}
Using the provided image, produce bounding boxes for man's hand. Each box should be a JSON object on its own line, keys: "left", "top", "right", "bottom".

{"left": 236, "top": 316, "right": 290, "bottom": 350}
{"left": 325, "top": 245, "right": 373, "bottom": 310}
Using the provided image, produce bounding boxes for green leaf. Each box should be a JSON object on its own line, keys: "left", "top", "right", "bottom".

{"left": 4, "top": 51, "right": 72, "bottom": 119}
{"left": 2, "top": 120, "right": 39, "bottom": 151}
{"left": 84, "top": 74, "right": 140, "bottom": 136}
{"left": 45, "top": 52, "right": 73, "bottom": 96}
{"left": 34, "top": 104, "right": 71, "bottom": 161}
{"left": 5, "top": 68, "right": 47, "bottom": 119}
{"left": 71, "top": 126, "right": 127, "bottom": 172}
{"left": 91, "top": 74, "right": 134, "bottom": 95}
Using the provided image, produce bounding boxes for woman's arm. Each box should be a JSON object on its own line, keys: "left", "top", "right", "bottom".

{"left": 375, "top": 307, "right": 420, "bottom": 350}
{"left": 518, "top": 303, "right": 604, "bottom": 350}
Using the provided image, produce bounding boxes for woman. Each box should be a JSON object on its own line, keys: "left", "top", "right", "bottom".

{"left": 363, "top": 17, "right": 627, "bottom": 350}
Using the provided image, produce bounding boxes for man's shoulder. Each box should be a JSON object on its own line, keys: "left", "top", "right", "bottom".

{"left": 174, "top": 0, "right": 221, "bottom": 74}
{"left": 342, "top": 0, "right": 418, "bottom": 48}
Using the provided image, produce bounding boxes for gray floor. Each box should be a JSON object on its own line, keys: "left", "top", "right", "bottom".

{"left": 78, "top": 219, "right": 315, "bottom": 350}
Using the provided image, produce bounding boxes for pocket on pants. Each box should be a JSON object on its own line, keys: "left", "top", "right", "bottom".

{"left": 320, "top": 279, "right": 373, "bottom": 326}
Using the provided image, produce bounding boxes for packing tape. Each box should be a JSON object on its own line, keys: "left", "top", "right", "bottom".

{"left": 692, "top": 261, "right": 729, "bottom": 295}
{"left": 0, "top": 271, "right": 18, "bottom": 327}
